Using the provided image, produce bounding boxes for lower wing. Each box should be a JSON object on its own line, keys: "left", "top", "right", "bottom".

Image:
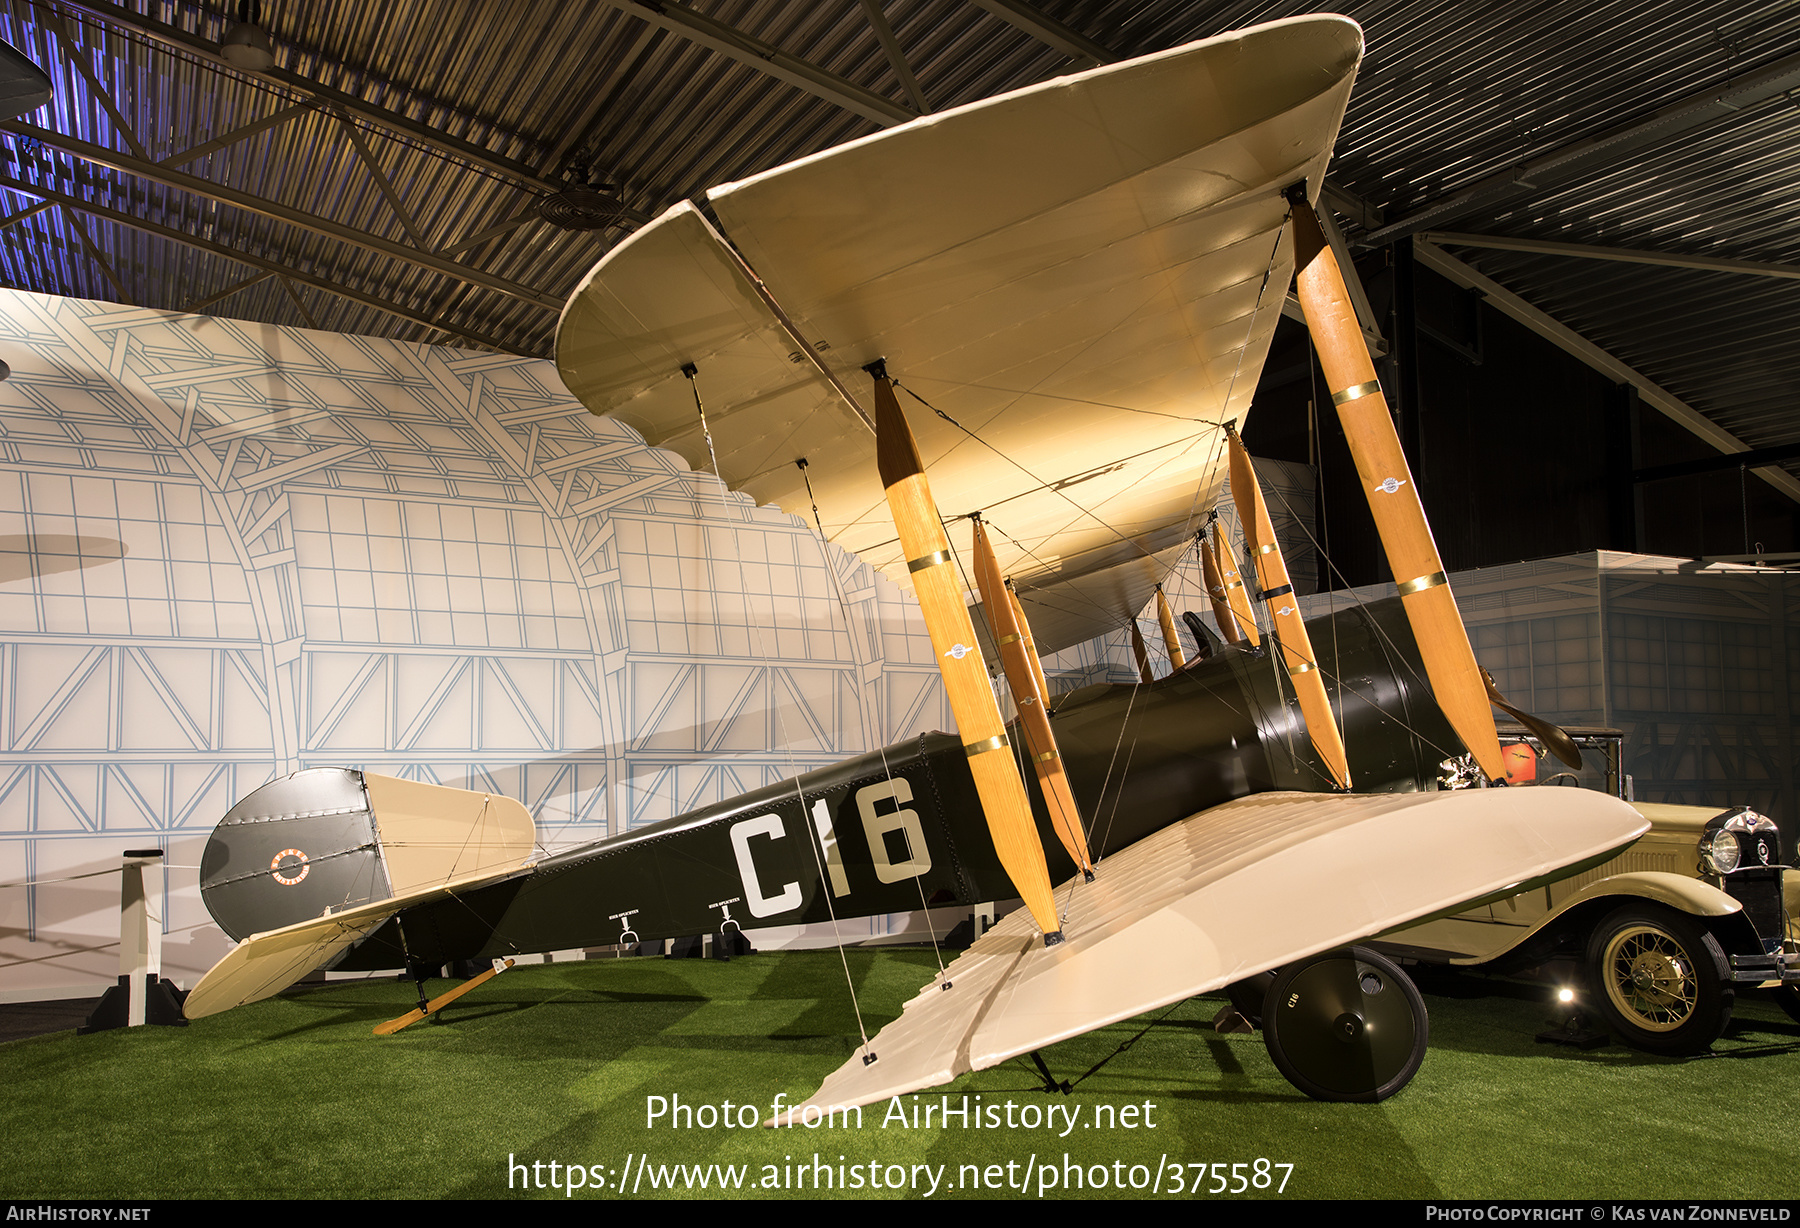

{"left": 784, "top": 786, "right": 1647, "bottom": 1113}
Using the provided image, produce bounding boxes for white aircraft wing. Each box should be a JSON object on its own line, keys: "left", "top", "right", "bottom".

{"left": 557, "top": 15, "right": 1363, "bottom": 651}
{"left": 782, "top": 787, "right": 1648, "bottom": 1113}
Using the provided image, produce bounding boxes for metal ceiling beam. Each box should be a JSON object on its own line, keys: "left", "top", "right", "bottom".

{"left": 1361, "top": 47, "right": 1800, "bottom": 249}
{"left": 1636, "top": 441, "right": 1800, "bottom": 485}
{"left": 337, "top": 110, "right": 430, "bottom": 251}
{"left": 0, "top": 172, "right": 525, "bottom": 353}
{"left": 858, "top": 0, "right": 928, "bottom": 114}
{"left": 1321, "top": 179, "right": 1383, "bottom": 231}
{"left": 967, "top": 0, "right": 1111, "bottom": 67}
{"left": 0, "top": 197, "right": 55, "bottom": 229}
{"left": 598, "top": 0, "right": 917, "bottom": 128}
{"left": 1424, "top": 232, "right": 1800, "bottom": 282}
{"left": 51, "top": 0, "right": 571, "bottom": 192}
{"left": 48, "top": 9, "right": 150, "bottom": 161}
{"left": 161, "top": 100, "right": 319, "bottom": 169}
{"left": 179, "top": 269, "right": 274, "bottom": 313}
{"left": 60, "top": 204, "right": 130, "bottom": 302}
{"left": 1416, "top": 238, "right": 1800, "bottom": 504}
{"left": 0, "top": 120, "right": 563, "bottom": 310}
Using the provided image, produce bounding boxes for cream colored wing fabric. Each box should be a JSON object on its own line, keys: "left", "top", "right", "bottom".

{"left": 784, "top": 787, "right": 1647, "bottom": 1113}
{"left": 558, "top": 16, "right": 1362, "bottom": 651}
{"left": 184, "top": 860, "right": 535, "bottom": 1019}
{"left": 363, "top": 774, "right": 536, "bottom": 898}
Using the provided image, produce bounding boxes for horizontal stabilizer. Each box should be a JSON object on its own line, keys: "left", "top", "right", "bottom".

{"left": 184, "top": 860, "right": 536, "bottom": 1020}
{"left": 786, "top": 787, "right": 1646, "bottom": 1113}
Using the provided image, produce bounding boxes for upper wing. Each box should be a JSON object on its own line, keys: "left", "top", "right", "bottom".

{"left": 556, "top": 16, "right": 1363, "bottom": 651}
{"left": 782, "top": 786, "right": 1648, "bottom": 1113}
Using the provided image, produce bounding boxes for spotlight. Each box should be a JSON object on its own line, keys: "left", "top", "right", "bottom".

{"left": 1537, "top": 985, "right": 1606, "bottom": 1048}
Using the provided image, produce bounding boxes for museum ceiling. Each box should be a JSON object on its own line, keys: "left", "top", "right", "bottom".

{"left": 0, "top": 0, "right": 1795, "bottom": 495}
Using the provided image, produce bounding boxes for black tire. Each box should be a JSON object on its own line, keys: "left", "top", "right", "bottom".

{"left": 1583, "top": 904, "right": 1733, "bottom": 1056}
{"left": 1261, "top": 946, "right": 1428, "bottom": 1102}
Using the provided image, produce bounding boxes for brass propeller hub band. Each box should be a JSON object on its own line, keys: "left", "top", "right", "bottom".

{"left": 1256, "top": 542, "right": 1279, "bottom": 555}
{"left": 1331, "top": 379, "right": 1382, "bottom": 406}
{"left": 907, "top": 549, "right": 952, "bottom": 573}
{"left": 963, "top": 734, "right": 1009, "bottom": 758}
{"left": 996, "top": 633, "right": 1021, "bottom": 646}
{"left": 1035, "top": 751, "right": 1057, "bottom": 764}
{"left": 1289, "top": 662, "right": 1317, "bottom": 676}
{"left": 1398, "top": 570, "right": 1447, "bottom": 596}
{"left": 1223, "top": 579, "right": 1245, "bottom": 591}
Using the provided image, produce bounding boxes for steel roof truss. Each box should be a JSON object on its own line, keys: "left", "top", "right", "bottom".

{"left": 0, "top": 120, "right": 562, "bottom": 311}
{"left": 1416, "top": 238, "right": 1800, "bottom": 505}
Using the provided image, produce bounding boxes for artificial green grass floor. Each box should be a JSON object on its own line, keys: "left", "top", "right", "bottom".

{"left": 4, "top": 949, "right": 1797, "bottom": 1200}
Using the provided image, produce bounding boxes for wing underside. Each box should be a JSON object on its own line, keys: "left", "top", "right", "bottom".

{"left": 183, "top": 858, "right": 536, "bottom": 1019}
{"left": 784, "top": 787, "right": 1648, "bottom": 1113}
{"left": 557, "top": 16, "right": 1364, "bottom": 651}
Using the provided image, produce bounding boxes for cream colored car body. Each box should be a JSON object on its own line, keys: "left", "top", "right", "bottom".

{"left": 1381, "top": 802, "right": 1762, "bottom": 966}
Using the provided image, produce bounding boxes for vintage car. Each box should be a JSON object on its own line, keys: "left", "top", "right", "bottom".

{"left": 1372, "top": 726, "right": 1798, "bottom": 1055}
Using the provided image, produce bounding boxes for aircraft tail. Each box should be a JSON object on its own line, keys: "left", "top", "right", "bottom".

{"left": 199, "top": 768, "right": 536, "bottom": 943}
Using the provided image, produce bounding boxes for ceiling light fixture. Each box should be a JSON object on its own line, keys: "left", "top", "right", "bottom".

{"left": 220, "top": 0, "right": 275, "bottom": 72}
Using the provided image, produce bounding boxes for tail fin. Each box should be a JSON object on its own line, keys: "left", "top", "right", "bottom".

{"left": 199, "top": 769, "right": 535, "bottom": 943}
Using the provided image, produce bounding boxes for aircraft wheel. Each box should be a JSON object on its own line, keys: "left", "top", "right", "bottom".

{"left": 1583, "top": 904, "right": 1732, "bottom": 1055}
{"left": 1260, "top": 946, "right": 1427, "bottom": 1102}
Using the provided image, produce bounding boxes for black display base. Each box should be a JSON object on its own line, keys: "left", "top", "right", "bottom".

{"left": 78, "top": 975, "right": 189, "bottom": 1034}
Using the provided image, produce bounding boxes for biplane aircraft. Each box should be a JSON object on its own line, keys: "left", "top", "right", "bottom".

{"left": 182, "top": 15, "right": 1648, "bottom": 1107}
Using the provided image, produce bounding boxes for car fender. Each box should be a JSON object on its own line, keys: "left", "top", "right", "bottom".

{"left": 1556, "top": 870, "right": 1742, "bottom": 919}
{"left": 1448, "top": 871, "right": 1743, "bottom": 967}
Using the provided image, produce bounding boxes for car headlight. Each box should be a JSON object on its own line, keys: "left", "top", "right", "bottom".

{"left": 1702, "top": 828, "right": 1741, "bottom": 875}
{"left": 1700, "top": 807, "right": 1783, "bottom": 875}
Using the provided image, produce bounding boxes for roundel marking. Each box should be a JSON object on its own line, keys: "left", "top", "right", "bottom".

{"left": 270, "top": 848, "right": 310, "bottom": 886}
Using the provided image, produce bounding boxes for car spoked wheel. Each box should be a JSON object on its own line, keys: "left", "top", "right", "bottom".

{"left": 1583, "top": 904, "right": 1732, "bottom": 1055}
{"left": 1260, "top": 946, "right": 1428, "bottom": 1102}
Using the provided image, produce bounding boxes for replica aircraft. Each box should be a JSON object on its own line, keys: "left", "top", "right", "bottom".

{"left": 181, "top": 15, "right": 1648, "bottom": 1106}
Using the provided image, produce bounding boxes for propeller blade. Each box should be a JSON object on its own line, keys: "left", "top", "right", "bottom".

{"left": 1481, "top": 669, "right": 1584, "bottom": 770}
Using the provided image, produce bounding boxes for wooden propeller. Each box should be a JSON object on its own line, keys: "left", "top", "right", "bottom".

{"left": 1481, "top": 668, "right": 1584, "bottom": 770}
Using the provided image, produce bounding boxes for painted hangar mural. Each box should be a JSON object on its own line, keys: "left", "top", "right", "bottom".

{"left": 1, "top": 287, "right": 1792, "bottom": 1000}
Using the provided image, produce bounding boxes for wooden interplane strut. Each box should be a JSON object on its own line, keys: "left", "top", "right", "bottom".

{"left": 1005, "top": 580, "right": 1053, "bottom": 709}
{"left": 871, "top": 369, "right": 1063, "bottom": 943}
{"left": 1228, "top": 429, "right": 1351, "bottom": 790}
{"left": 1154, "top": 586, "right": 1186, "bottom": 671}
{"left": 1198, "top": 529, "right": 1240, "bottom": 644}
{"left": 970, "top": 516, "right": 1094, "bottom": 878}
{"left": 1288, "top": 193, "right": 1503, "bottom": 781}
{"left": 1211, "top": 521, "right": 1262, "bottom": 648}
{"left": 1129, "top": 620, "right": 1153, "bottom": 683}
